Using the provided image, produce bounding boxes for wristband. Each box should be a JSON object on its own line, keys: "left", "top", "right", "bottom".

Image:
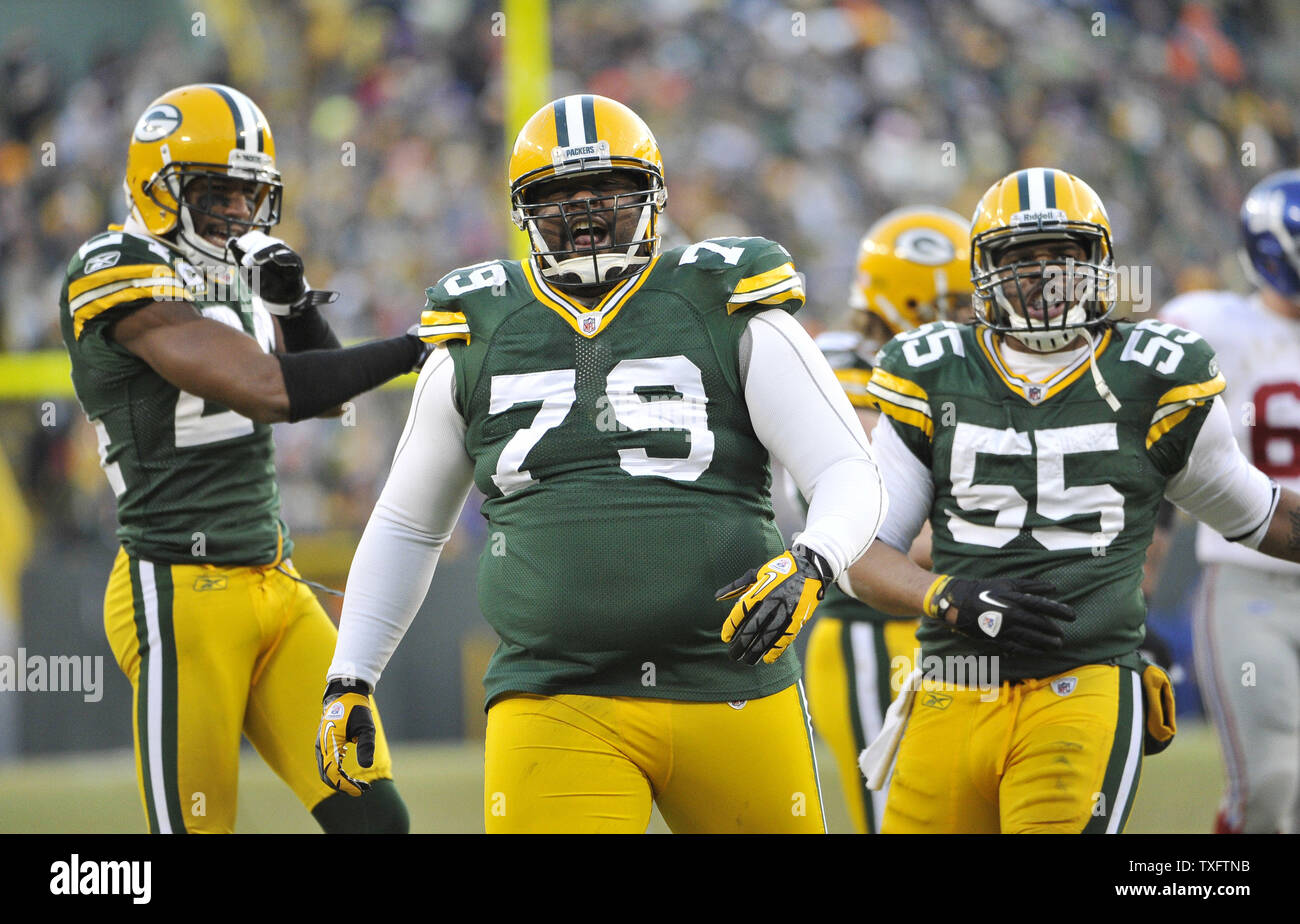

{"left": 279, "top": 305, "right": 342, "bottom": 352}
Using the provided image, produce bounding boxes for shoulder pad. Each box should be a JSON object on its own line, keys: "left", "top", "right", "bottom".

{"left": 1114, "top": 318, "right": 1225, "bottom": 409}
{"left": 65, "top": 229, "right": 189, "bottom": 340}
{"left": 874, "top": 321, "right": 970, "bottom": 377}
{"left": 861, "top": 323, "right": 972, "bottom": 440}
{"left": 662, "top": 237, "right": 805, "bottom": 315}
{"left": 421, "top": 259, "right": 525, "bottom": 344}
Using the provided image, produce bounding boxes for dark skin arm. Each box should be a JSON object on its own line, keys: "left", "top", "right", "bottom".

{"left": 844, "top": 539, "right": 958, "bottom": 625}
{"left": 111, "top": 300, "right": 290, "bottom": 423}
{"left": 1257, "top": 486, "right": 1300, "bottom": 562}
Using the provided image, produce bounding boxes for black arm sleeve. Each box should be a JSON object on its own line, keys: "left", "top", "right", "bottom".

{"left": 277, "top": 336, "right": 421, "bottom": 422}
{"left": 278, "top": 305, "right": 343, "bottom": 352}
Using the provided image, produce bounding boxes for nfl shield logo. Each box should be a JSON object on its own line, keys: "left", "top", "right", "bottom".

{"left": 1051, "top": 676, "right": 1078, "bottom": 697}
{"left": 579, "top": 314, "right": 600, "bottom": 334}
{"left": 1025, "top": 384, "right": 1045, "bottom": 404}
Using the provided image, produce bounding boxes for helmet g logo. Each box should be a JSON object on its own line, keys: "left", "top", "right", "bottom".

{"left": 896, "top": 228, "right": 957, "bottom": 266}
{"left": 133, "top": 104, "right": 182, "bottom": 143}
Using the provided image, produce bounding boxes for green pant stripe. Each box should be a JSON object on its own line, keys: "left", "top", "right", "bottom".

{"left": 837, "top": 622, "right": 872, "bottom": 832}
{"left": 133, "top": 559, "right": 186, "bottom": 834}
{"left": 128, "top": 557, "right": 160, "bottom": 835}
{"left": 152, "top": 563, "right": 186, "bottom": 832}
{"left": 1084, "top": 668, "right": 1143, "bottom": 833}
{"left": 794, "top": 680, "right": 827, "bottom": 833}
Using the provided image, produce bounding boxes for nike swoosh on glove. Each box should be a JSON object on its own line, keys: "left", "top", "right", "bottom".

{"left": 717, "top": 544, "right": 833, "bottom": 665}
{"left": 315, "top": 678, "right": 376, "bottom": 796}
{"left": 923, "top": 575, "right": 1077, "bottom": 655}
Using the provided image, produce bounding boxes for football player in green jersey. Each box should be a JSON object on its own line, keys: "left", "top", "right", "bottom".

{"left": 801, "top": 206, "right": 973, "bottom": 834}
{"left": 843, "top": 167, "right": 1300, "bottom": 833}
{"left": 60, "top": 84, "right": 423, "bottom": 833}
{"left": 322, "top": 94, "right": 886, "bottom": 833}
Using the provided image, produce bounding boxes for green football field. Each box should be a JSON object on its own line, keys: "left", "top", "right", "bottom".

{"left": 0, "top": 722, "right": 1225, "bottom": 833}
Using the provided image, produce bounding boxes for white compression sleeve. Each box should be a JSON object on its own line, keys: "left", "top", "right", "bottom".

{"left": 1164, "top": 395, "right": 1278, "bottom": 548}
{"left": 741, "top": 309, "right": 886, "bottom": 577}
{"left": 327, "top": 349, "right": 476, "bottom": 687}
{"left": 869, "top": 414, "right": 934, "bottom": 554}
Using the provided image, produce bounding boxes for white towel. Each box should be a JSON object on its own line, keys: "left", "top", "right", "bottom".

{"left": 859, "top": 666, "right": 922, "bottom": 790}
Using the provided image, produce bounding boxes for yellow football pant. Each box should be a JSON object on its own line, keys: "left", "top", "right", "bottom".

{"left": 103, "top": 548, "right": 394, "bottom": 833}
{"left": 804, "top": 616, "right": 918, "bottom": 833}
{"left": 882, "top": 664, "right": 1144, "bottom": 834}
{"left": 483, "top": 684, "right": 825, "bottom": 833}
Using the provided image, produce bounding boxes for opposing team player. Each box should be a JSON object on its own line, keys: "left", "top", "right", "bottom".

{"left": 60, "top": 84, "right": 422, "bottom": 833}
{"left": 800, "top": 206, "right": 972, "bottom": 833}
{"left": 1161, "top": 169, "right": 1300, "bottom": 833}
{"left": 844, "top": 167, "right": 1300, "bottom": 833}
{"left": 320, "top": 95, "right": 885, "bottom": 833}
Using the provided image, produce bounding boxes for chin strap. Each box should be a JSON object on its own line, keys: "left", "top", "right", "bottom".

{"left": 1081, "top": 326, "right": 1121, "bottom": 411}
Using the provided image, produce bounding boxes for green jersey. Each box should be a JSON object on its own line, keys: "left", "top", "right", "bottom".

{"left": 423, "top": 238, "right": 806, "bottom": 703}
{"left": 59, "top": 226, "right": 289, "bottom": 565}
{"left": 867, "top": 319, "right": 1225, "bottom": 680}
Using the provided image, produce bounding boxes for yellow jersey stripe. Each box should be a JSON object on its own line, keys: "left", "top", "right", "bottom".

{"left": 73, "top": 284, "right": 185, "bottom": 339}
{"left": 726, "top": 277, "right": 804, "bottom": 312}
{"left": 418, "top": 327, "right": 471, "bottom": 344}
{"left": 421, "top": 309, "right": 468, "bottom": 326}
{"left": 1157, "top": 373, "right": 1226, "bottom": 408}
{"left": 866, "top": 380, "right": 931, "bottom": 420}
{"left": 69, "top": 263, "right": 178, "bottom": 301}
{"left": 1146, "top": 406, "right": 1195, "bottom": 450}
{"left": 835, "top": 368, "right": 873, "bottom": 407}
{"left": 732, "top": 261, "right": 797, "bottom": 296}
{"left": 417, "top": 309, "right": 471, "bottom": 344}
{"left": 70, "top": 276, "right": 189, "bottom": 313}
{"left": 751, "top": 279, "right": 806, "bottom": 305}
{"left": 868, "top": 394, "right": 934, "bottom": 438}
{"left": 869, "top": 367, "right": 929, "bottom": 403}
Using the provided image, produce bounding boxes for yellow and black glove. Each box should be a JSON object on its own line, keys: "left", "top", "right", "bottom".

{"left": 315, "top": 678, "right": 376, "bottom": 797}
{"left": 717, "top": 544, "right": 833, "bottom": 665}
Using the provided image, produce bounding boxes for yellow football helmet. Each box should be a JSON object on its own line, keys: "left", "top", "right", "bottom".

{"left": 124, "top": 83, "right": 281, "bottom": 266}
{"left": 850, "top": 206, "right": 973, "bottom": 341}
{"left": 509, "top": 94, "right": 667, "bottom": 291}
{"left": 970, "top": 167, "right": 1116, "bottom": 351}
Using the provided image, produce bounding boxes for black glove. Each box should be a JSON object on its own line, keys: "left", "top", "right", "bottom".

{"left": 227, "top": 230, "right": 338, "bottom": 317}
{"left": 924, "top": 575, "right": 1077, "bottom": 655}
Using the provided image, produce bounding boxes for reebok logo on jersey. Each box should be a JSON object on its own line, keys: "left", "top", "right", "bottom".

{"left": 192, "top": 575, "right": 227, "bottom": 592}
{"left": 325, "top": 701, "right": 346, "bottom": 720}
{"left": 921, "top": 692, "right": 953, "bottom": 710}
{"left": 83, "top": 250, "right": 122, "bottom": 274}
{"left": 1051, "top": 677, "right": 1078, "bottom": 697}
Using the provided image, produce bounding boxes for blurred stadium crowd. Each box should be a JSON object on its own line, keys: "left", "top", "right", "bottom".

{"left": 2, "top": 0, "right": 1298, "bottom": 564}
